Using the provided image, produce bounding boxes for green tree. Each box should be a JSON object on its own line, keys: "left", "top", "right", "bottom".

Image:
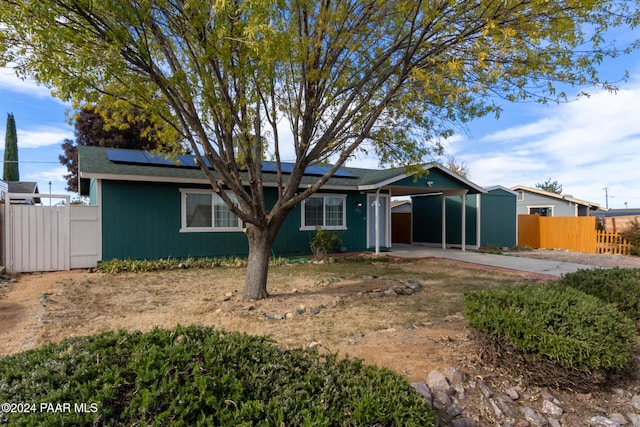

{"left": 1, "top": 0, "right": 638, "bottom": 299}
{"left": 536, "top": 178, "right": 563, "bottom": 194}
{"left": 60, "top": 107, "right": 169, "bottom": 193}
{"left": 3, "top": 112, "right": 19, "bottom": 181}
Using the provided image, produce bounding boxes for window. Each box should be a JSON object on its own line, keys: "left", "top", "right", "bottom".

{"left": 529, "top": 206, "right": 553, "bottom": 217}
{"left": 301, "top": 195, "right": 347, "bottom": 230}
{"left": 181, "top": 189, "right": 242, "bottom": 232}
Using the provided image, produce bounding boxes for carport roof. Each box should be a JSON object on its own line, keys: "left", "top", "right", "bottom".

{"left": 78, "top": 146, "right": 485, "bottom": 196}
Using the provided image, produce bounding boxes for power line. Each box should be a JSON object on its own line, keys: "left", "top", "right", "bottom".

{"left": 1, "top": 160, "right": 61, "bottom": 164}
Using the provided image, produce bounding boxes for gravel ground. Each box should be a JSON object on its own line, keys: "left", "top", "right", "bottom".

{"left": 508, "top": 248, "right": 640, "bottom": 269}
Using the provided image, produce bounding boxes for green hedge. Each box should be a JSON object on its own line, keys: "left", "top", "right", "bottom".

{"left": 463, "top": 283, "right": 636, "bottom": 371}
{"left": 0, "top": 326, "right": 435, "bottom": 426}
{"left": 559, "top": 268, "right": 640, "bottom": 325}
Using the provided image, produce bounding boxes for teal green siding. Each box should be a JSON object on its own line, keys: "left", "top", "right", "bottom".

{"left": 411, "top": 196, "right": 442, "bottom": 243}
{"left": 100, "top": 180, "right": 369, "bottom": 260}
{"left": 411, "top": 189, "right": 516, "bottom": 248}
{"left": 412, "top": 195, "right": 477, "bottom": 246}
{"left": 394, "top": 169, "right": 477, "bottom": 192}
{"left": 480, "top": 188, "right": 516, "bottom": 247}
{"left": 271, "top": 192, "right": 369, "bottom": 255}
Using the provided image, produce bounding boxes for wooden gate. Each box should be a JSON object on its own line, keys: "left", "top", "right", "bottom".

{"left": 3, "top": 193, "right": 100, "bottom": 273}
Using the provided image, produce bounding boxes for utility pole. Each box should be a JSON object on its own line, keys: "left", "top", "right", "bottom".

{"left": 603, "top": 187, "right": 610, "bottom": 209}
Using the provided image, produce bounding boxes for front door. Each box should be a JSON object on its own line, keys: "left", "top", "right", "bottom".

{"left": 367, "top": 193, "right": 389, "bottom": 249}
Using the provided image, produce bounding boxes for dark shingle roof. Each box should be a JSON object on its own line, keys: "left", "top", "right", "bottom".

{"left": 78, "top": 146, "right": 406, "bottom": 189}
{"left": 78, "top": 146, "right": 484, "bottom": 195}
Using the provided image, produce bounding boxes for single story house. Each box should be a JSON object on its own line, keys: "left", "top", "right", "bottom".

{"left": 78, "top": 146, "right": 515, "bottom": 260}
{"left": 595, "top": 208, "right": 640, "bottom": 233}
{"left": 0, "top": 181, "right": 40, "bottom": 204}
{"left": 511, "top": 185, "right": 600, "bottom": 217}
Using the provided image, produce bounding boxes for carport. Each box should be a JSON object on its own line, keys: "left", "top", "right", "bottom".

{"left": 356, "top": 163, "right": 486, "bottom": 254}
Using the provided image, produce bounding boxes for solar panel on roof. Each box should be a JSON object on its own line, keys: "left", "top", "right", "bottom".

{"left": 261, "top": 161, "right": 356, "bottom": 178}
{"left": 106, "top": 148, "right": 356, "bottom": 178}
{"left": 304, "top": 164, "right": 357, "bottom": 178}
{"left": 106, "top": 149, "right": 150, "bottom": 164}
{"left": 144, "top": 152, "right": 175, "bottom": 166}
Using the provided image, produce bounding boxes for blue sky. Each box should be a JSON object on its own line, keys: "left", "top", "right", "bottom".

{"left": 1, "top": 51, "right": 640, "bottom": 209}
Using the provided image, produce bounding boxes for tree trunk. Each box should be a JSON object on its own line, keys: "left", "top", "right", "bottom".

{"left": 243, "top": 223, "right": 279, "bottom": 300}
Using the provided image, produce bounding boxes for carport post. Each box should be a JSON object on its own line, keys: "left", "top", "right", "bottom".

{"left": 441, "top": 194, "right": 446, "bottom": 249}
{"left": 461, "top": 193, "right": 467, "bottom": 252}
{"left": 375, "top": 188, "right": 381, "bottom": 255}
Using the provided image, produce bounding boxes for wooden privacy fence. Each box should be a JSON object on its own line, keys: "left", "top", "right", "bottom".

{"left": 2, "top": 193, "right": 101, "bottom": 272}
{"left": 518, "top": 214, "right": 632, "bottom": 254}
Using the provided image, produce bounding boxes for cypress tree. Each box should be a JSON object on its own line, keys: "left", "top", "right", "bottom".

{"left": 3, "top": 113, "right": 19, "bottom": 181}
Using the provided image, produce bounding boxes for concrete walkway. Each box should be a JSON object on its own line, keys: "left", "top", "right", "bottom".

{"left": 387, "top": 244, "right": 596, "bottom": 277}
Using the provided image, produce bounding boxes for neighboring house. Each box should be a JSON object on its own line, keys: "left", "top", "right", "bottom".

{"left": 511, "top": 185, "right": 600, "bottom": 217}
{"left": 0, "top": 181, "right": 41, "bottom": 204}
{"left": 595, "top": 208, "right": 640, "bottom": 233}
{"left": 78, "top": 146, "right": 515, "bottom": 261}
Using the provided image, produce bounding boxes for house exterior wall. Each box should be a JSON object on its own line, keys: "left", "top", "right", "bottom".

{"left": 515, "top": 191, "right": 577, "bottom": 216}
{"left": 411, "top": 194, "right": 478, "bottom": 246}
{"left": 480, "top": 188, "right": 517, "bottom": 248}
{"left": 393, "top": 169, "right": 469, "bottom": 190}
{"left": 411, "top": 189, "right": 517, "bottom": 248}
{"left": 98, "top": 179, "right": 371, "bottom": 260}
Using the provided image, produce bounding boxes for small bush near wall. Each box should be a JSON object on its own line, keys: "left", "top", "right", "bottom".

{"left": 464, "top": 283, "right": 636, "bottom": 388}
{"left": 620, "top": 218, "right": 640, "bottom": 255}
{"left": 560, "top": 268, "right": 640, "bottom": 327}
{"left": 0, "top": 326, "right": 436, "bottom": 426}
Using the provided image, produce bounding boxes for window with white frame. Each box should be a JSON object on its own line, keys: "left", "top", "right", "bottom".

{"left": 301, "top": 194, "right": 347, "bottom": 230}
{"left": 180, "top": 189, "right": 242, "bottom": 232}
{"left": 528, "top": 206, "right": 553, "bottom": 217}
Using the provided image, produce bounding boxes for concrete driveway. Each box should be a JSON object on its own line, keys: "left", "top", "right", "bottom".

{"left": 388, "top": 244, "right": 596, "bottom": 277}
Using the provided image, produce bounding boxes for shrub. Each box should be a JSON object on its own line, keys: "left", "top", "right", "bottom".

{"left": 559, "top": 268, "right": 640, "bottom": 326}
{"left": 0, "top": 326, "right": 435, "bottom": 426}
{"left": 98, "top": 256, "right": 290, "bottom": 273}
{"left": 620, "top": 218, "right": 640, "bottom": 256}
{"left": 463, "top": 283, "right": 636, "bottom": 372}
{"left": 310, "top": 228, "right": 342, "bottom": 261}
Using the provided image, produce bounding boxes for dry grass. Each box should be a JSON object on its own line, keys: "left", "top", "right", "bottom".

{"left": 10, "top": 257, "right": 534, "bottom": 379}
{"left": 1, "top": 257, "right": 545, "bottom": 381}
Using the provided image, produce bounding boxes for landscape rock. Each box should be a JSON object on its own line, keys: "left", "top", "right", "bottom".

{"left": 410, "top": 382, "right": 433, "bottom": 406}
{"left": 609, "top": 413, "right": 628, "bottom": 425}
{"left": 426, "top": 369, "right": 451, "bottom": 393}
{"left": 632, "top": 395, "right": 640, "bottom": 411}
{"left": 507, "top": 387, "right": 521, "bottom": 400}
{"left": 441, "top": 366, "right": 465, "bottom": 386}
{"left": 451, "top": 417, "right": 477, "bottom": 427}
{"left": 477, "top": 379, "right": 493, "bottom": 398}
{"left": 627, "top": 412, "right": 640, "bottom": 427}
{"left": 548, "top": 418, "right": 561, "bottom": 427}
{"left": 521, "top": 406, "right": 548, "bottom": 426}
{"left": 541, "top": 400, "right": 563, "bottom": 417}
{"left": 435, "top": 391, "right": 452, "bottom": 406}
{"left": 590, "top": 415, "right": 621, "bottom": 427}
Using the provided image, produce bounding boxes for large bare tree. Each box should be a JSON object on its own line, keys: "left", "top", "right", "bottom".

{"left": 1, "top": 0, "right": 638, "bottom": 298}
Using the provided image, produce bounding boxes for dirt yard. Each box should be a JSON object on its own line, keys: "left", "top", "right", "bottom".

{"left": 0, "top": 256, "right": 549, "bottom": 376}
{"left": 1, "top": 250, "right": 639, "bottom": 425}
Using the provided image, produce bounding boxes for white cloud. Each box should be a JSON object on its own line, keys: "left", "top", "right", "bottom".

{"left": 0, "top": 126, "right": 73, "bottom": 149}
{"left": 454, "top": 80, "right": 640, "bottom": 209}
{"left": 24, "top": 166, "right": 68, "bottom": 183}
{"left": 0, "top": 66, "right": 56, "bottom": 99}
{"left": 17, "top": 127, "right": 73, "bottom": 148}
